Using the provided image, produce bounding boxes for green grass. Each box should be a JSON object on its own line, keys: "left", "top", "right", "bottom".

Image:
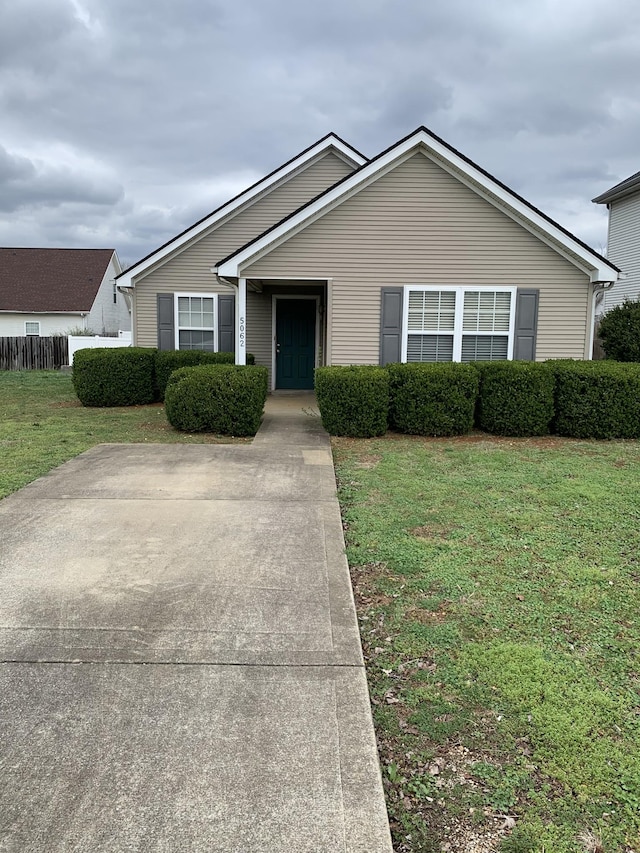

{"left": 333, "top": 435, "right": 640, "bottom": 853}
{"left": 0, "top": 370, "right": 246, "bottom": 498}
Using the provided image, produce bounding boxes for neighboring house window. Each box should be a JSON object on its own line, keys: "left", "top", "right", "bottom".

{"left": 176, "top": 294, "right": 217, "bottom": 351}
{"left": 25, "top": 321, "right": 40, "bottom": 336}
{"left": 402, "top": 286, "right": 516, "bottom": 362}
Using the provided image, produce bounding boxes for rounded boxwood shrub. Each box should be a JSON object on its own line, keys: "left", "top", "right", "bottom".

{"left": 597, "top": 298, "right": 640, "bottom": 362}
{"left": 476, "top": 361, "right": 555, "bottom": 437}
{"left": 155, "top": 350, "right": 256, "bottom": 400}
{"left": 73, "top": 347, "right": 157, "bottom": 407}
{"left": 155, "top": 350, "right": 233, "bottom": 400}
{"left": 164, "top": 364, "right": 268, "bottom": 436}
{"left": 315, "top": 366, "right": 389, "bottom": 437}
{"left": 547, "top": 359, "right": 640, "bottom": 439}
{"left": 387, "top": 362, "right": 479, "bottom": 436}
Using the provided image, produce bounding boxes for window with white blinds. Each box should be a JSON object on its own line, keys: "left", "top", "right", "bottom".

{"left": 406, "top": 289, "right": 455, "bottom": 362}
{"left": 403, "top": 286, "right": 516, "bottom": 362}
{"left": 176, "top": 295, "right": 216, "bottom": 351}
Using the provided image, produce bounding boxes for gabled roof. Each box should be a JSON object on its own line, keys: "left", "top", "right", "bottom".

{"left": 116, "top": 133, "right": 367, "bottom": 287}
{"left": 592, "top": 170, "right": 640, "bottom": 205}
{"left": 0, "top": 248, "right": 117, "bottom": 313}
{"left": 218, "top": 126, "right": 619, "bottom": 283}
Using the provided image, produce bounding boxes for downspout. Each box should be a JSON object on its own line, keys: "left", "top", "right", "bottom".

{"left": 116, "top": 284, "right": 133, "bottom": 315}
{"left": 589, "top": 281, "right": 615, "bottom": 359}
{"left": 116, "top": 285, "right": 134, "bottom": 342}
{"left": 117, "top": 286, "right": 133, "bottom": 315}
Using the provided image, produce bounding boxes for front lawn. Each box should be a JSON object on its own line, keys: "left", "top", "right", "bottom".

{"left": 0, "top": 371, "right": 245, "bottom": 499}
{"left": 333, "top": 436, "right": 640, "bottom": 853}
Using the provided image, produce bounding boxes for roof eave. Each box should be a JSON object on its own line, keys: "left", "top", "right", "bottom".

{"left": 0, "top": 309, "right": 88, "bottom": 314}
{"left": 592, "top": 187, "right": 640, "bottom": 205}
{"left": 116, "top": 134, "right": 367, "bottom": 288}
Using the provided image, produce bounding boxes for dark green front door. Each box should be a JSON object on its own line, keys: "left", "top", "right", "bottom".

{"left": 275, "top": 299, "right": 316, "bottom": 390}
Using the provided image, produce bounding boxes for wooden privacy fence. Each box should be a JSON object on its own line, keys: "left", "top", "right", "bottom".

{"left": 0, "top": 336, "right": 69, "bottom": 370}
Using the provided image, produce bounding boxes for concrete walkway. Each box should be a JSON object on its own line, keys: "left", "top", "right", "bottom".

{"left": 0, "top": 393, "right": 392, "bottom": 852}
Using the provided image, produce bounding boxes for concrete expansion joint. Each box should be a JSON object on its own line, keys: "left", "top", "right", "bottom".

{"left": 1, "top": 659, "right": 367, "bottom": 668}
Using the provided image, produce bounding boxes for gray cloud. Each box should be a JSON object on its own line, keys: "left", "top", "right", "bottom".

{"left": 0, "top": 0, "right": 638, "bottom": 264}
{"left": 0, "top": 144, "right": 123, "bottom": 213}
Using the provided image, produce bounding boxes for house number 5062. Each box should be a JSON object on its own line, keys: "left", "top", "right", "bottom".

{"left": 239, "top": 316, "right": 246, "bottom": 348}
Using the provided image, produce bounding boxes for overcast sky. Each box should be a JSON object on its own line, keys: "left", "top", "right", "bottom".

{"left": 1, "top": 0, "right": 638, "bottom": 267}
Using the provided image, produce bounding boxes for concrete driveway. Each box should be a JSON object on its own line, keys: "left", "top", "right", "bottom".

{"left": 0, "top": 396, "right": 392, "bottom": 852}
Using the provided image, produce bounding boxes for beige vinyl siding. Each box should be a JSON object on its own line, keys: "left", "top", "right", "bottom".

{"left": 246, "top": 290, "right": 273, "bottom": 376}
{"left": 134, "top": 152, "right": 354, "bottom": 347}
{"left": 603, "top": 192, "right": 640, "bottom": 311}
{"left": 243, "top": 152, "right": 592, "bottom": 363}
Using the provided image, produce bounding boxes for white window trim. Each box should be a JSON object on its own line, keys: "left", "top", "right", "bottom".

{"left": 401, "top": 285, "right": 517, "bottom": 362}
{"left": 174, "top": 292, "right": 218, "bottom": 352}
{"left": 25, "top": 321, "right": 41, "bottom": 336}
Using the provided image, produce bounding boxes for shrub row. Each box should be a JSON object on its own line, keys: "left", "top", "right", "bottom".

{"left": 165, "top": 365, "right": 268, "bottom": 436}
{"left": 314, "top": 360, "right": 640, "bottom": 440}
{"left": 475, "top": 361, "right": 555, "bottom": 437}
{"left": 73, "top": 347, "right": 255, "bottom": 406}
{"left": 547, "top": 360, "right": 640, "bottom": 439}
{"left": 388, "top": 363, "right": 479, "bottom": 436}
{"left": 72, "top": 347, "right": 157, "bottom": 407}
{"left": 315, "top": 366, "right": 389, "bottom": 438}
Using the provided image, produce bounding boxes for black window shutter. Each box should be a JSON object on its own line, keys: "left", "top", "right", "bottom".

{"left": 157, "top": 294, "right": 175, "bottom": 351}
{"left": 513, "top": 289, "right": 539, "bottom": 361}
{"left": 379, "top": 287, "right": 404, "bottom": 365}
{"left": 218, "top": 294, "right": 235, "bottom": 353}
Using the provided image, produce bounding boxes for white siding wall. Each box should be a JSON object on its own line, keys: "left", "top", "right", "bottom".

{"left": 0, "top": 313, "right": 84, "bottom": 336}
{"left": 87, "top": 254, "right": 130, "bottom": 334}
{"left": 602, "top": 192, "right": 640, "bottom": 312}
{"left": 244, "top": 152, "right": 592, "bottom": 363}
{"left": 133, "top": 152, "right": 354, "bottom": 350}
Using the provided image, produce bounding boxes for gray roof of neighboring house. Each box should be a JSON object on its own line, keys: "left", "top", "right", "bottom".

{"left": 0, "top": 248, "right": 115, "bottom": 312}
{"left": 592, "top": 170, "right": 640, "bottom": 204}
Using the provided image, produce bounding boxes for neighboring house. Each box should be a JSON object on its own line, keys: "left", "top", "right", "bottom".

{"left": 592, "top": 171, "right": 640, "bottom": 314}
{"left": 117, "top": 128, "right": 619, "bottom": 390}
{"left": 0, "top": 248, "right": 128, "bottom": 337}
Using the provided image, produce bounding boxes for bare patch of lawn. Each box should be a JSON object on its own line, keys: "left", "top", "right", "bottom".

{"left": 333, "top": 435, "right": 640, "bottom": 853}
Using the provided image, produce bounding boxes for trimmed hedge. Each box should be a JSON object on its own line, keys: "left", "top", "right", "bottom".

{"left": 72, "top": 347, "right": 256, "bottom": 406}
{"left": 547, "top": 360, "right": 640, "bottom": 439}
{"left": 475, "top": 361, "right": 555, "bottom": 437}
{"left": 155, "top": 350, "right": 241, "bottom": 400}
{"left": 387, "top": 362, "right": 479, "bottom": 436}
{"left": 164, "top": 364, "right": 268, "bottom": 435}
{"left": 315, "top": 366, "right": 389, "bottom": 437}
{"left": 72, "top": 347, "right": 157, "bottom": 407}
